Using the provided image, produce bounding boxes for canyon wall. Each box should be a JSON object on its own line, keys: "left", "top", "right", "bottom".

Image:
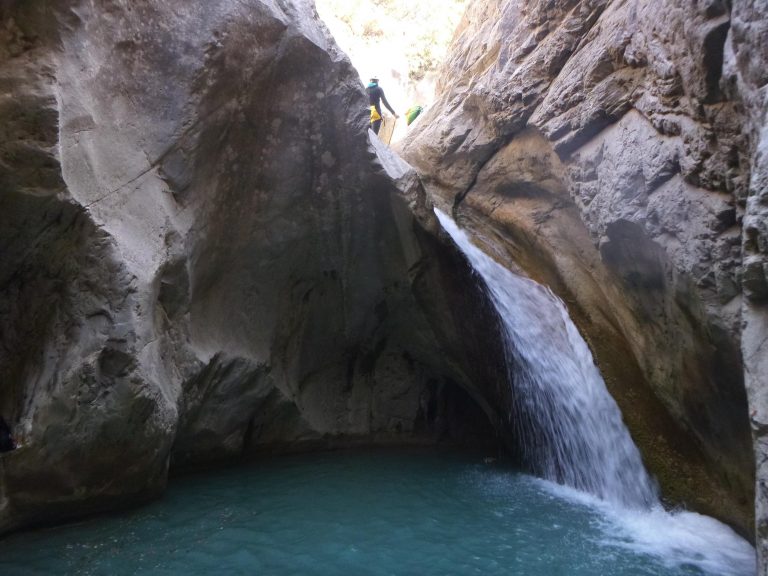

{"left": 1, "top": 0, "right": 765, "bottom": 567}
{"left": 0, "top": 0, "right": 509, "bottom": 533}
{"left": 400, "top": 0, "right": 763, "bottom": 543}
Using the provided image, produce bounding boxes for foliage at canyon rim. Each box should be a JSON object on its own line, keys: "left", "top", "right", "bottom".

{"left": 314, "top": 0, "right": 466, "bottom": 110}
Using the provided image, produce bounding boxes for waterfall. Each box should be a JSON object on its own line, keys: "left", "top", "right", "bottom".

{"left": 435, "top": 210, "right": 658, "bottom": 509}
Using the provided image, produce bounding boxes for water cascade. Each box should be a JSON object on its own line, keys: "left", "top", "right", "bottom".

{"left": 0, "top": 211, "right": 754, "bottom": 576}
{"left": 435, "top": 209, "right": 658, "bottom": 508}
{"left": 436, "top": 210, "right": 759, "bottom": 574}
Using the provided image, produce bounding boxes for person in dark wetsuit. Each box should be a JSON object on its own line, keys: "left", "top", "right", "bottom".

{"left": 366, "top": 77, "right": 398, "bottom": 135}
{"left": 0, "top": 416, "right": 15, "bottom": 452}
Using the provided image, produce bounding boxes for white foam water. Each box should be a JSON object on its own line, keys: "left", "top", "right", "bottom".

{"left": 536, "top": 479, "right": 756, "bottom": 576}
{"left": 435, "top": 209, "right": 756, "bottom": 575}
{"left": 435, "top": 209, "right": 657, "bottom": 508}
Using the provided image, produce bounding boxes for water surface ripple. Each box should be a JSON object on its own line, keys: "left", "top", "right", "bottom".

{"left": 0, "top": 452, "right": 754, "bottom": 576}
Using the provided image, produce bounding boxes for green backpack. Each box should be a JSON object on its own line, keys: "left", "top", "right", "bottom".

{"left": 405, "top": 105, "right": 423, "bottom": 126}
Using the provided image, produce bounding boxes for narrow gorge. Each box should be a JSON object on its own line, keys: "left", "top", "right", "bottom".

{"left": 0, "top": 0, "right": 766, "bottom": 574}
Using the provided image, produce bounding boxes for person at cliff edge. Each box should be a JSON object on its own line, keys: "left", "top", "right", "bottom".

{"left": 366, "top": 77, "right": 398, "bottom": 135}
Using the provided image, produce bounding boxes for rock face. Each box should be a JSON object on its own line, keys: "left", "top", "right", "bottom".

{"left": 2, "top": 0, "right": 765, "bottom": 566}
{"left": 729, "top": 0, "right": 768, "bottom": 566}
{"left": 400, "top": 0, "right": 762, "bottom": 541}
{"left": 0, "top": 0, "right": 510, "bottom": 533}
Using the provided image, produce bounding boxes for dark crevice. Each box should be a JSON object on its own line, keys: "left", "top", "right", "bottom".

{"left": 701, "top": 19, "right": 731, "bottom": 104}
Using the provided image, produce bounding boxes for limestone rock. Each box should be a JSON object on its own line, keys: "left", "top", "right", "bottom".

{"left": 400, "top": 0, "right": 759, "bottom": 539}
{"left": 0, "top": 0, "right": 506, "bottom": 532}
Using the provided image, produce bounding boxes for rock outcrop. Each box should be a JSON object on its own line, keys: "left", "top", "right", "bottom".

{"left": 0, "top": 0, "right": 509, "bottom": 533}
{"left": 400, "top": 0, "right": 762, "bottom": 542}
